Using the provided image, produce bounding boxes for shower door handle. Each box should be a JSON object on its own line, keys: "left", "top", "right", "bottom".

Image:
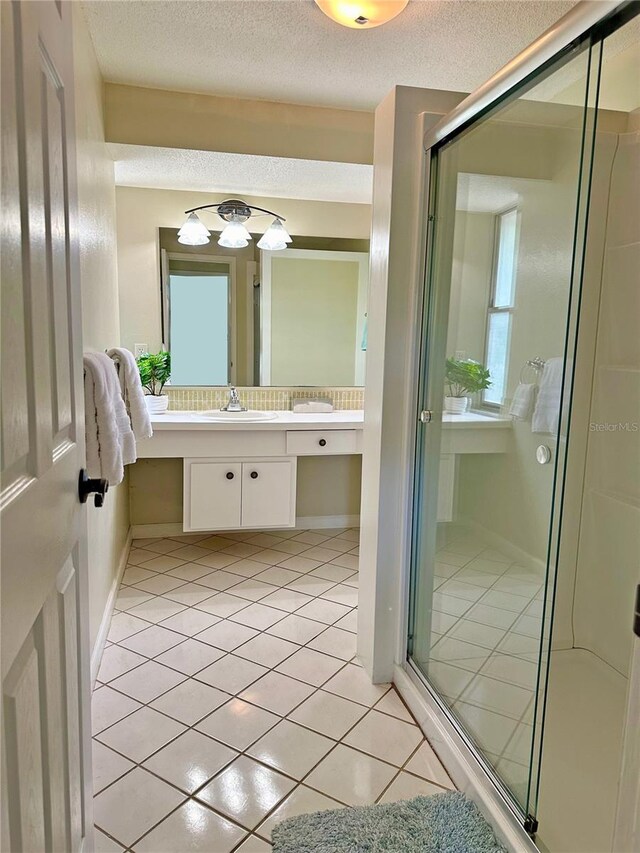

{"left": 419, "top": 410, "right": 432, "bottom": 424}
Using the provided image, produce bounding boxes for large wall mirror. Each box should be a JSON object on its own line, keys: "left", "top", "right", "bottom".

{"left": 160, "top": 228, "right": 369, "bottom": 388}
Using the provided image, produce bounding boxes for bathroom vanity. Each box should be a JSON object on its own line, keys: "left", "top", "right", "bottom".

{"left": 136, "top": 409, "right": 510, "bottom": 532}
{"left": 137, "top": 410, "right": 364, "bottom": 532}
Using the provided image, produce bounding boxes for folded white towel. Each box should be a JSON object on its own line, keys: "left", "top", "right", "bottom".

{"left": 83, "top": 352, "right": 136, "bottom": 485}
{"left": 532, "top": 357, "right": 563, "bottom": 434}
{"left": 509, "top": 383, "right": 536, "bottom": 420}
{"left": 107, "top": 347, "right": 153, "bottom": 440}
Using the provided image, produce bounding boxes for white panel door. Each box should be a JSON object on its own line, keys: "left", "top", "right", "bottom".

{"left": 186, "top": 461, "right": 242, "bottom": 531}
{"left": 241, "top": 461, "right": 295, "bottom": 529}
{"left": 1, "top": 1, "right": 92, "bottom": 850}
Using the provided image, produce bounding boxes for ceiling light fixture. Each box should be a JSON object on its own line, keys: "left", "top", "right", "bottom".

{"left": 314, "top": 0, "right": 408, "bottom": 29}
{"left": 178, "top": 199, "right": 292, "bottom": 251}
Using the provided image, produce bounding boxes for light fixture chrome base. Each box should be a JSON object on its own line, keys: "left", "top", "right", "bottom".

{"left": 216, "top": 199, "right": 252, "bottom": 223}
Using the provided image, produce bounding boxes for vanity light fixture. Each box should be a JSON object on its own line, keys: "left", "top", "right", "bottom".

{"left": 177, "top": 212, "right": 210, "bottom": 246}
{"left": 314, "top": 0, "right": 408, "bottom": 29}
{"left": 257, "top": 218, "right": 293, "bottom": 251}
{"left": 177, "top": 199, "right": 292, "bottom": 251}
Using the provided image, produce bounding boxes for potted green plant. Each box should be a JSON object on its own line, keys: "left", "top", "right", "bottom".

{"left": 137, "top": 351, "right": 171, "bottom": 414}
{"left": 445, "top": 357, "right": 491, "bottom": 414}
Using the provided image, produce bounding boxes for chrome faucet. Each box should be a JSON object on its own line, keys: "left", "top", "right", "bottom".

{"left": 221, "top": 386, "right": 247, "bottom": 413}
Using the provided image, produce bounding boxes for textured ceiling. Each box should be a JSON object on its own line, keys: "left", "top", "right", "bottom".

{"left": 109, "top": 144, "right": 373, "bottom": 203}
{"left": 456, "top": 173, "right": 543, "bottom": 213}
{"left": 83, "top": 0, "right": 578, "bottom": 111}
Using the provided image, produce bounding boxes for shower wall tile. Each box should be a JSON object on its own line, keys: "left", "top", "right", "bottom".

{"left": 600, "top": 244, "right": 640, "bottom": 368}
{"left": 166, "top": 387, "right": 364, "bottom": 412}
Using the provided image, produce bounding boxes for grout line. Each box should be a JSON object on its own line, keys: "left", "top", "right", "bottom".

{"left": 98, "top": 527, "right": 540, "bottom": 849}
{"left": 94, "top": 532, "right": 454, "bottom": 850}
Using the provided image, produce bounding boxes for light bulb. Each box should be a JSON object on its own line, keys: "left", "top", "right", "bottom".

{"left": 314, "top": 0, "right": 408, "bottom": 29}
{"left": 257, "top": 219, "right": 292, "bottom": 251}
{"left": 218, "top": 217, "right": 252, "bottom": 249}
{"left": 177, "top": 212, "right": 210, "bottom": 245}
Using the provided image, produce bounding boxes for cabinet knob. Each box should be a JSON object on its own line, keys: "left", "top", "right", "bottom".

{"left": 318, "top": 438, "right": 327, "bottom": 447}
{"left": 226, "top": 471, "right": 234, "bottom": 480}
{"left": 250, "top": 471, "right": 259, "bottom": 479}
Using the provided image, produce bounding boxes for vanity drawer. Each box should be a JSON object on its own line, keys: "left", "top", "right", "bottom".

{"left": 286, "top": 429, "right": 357, "bottom": 456}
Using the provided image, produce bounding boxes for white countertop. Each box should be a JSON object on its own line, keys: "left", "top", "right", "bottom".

{"left": 149, "top": 409, "right": 365, "bottom": 431}
{"left": 148, "top": 409, "right": 511, "bottom": 432}
{"left": 442, "top": 412, "right": 512, "bottom": 429}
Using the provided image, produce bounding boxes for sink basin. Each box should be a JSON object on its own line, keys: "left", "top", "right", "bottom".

{"left": 198, "top": 410, "right": 278, "bottom": 423}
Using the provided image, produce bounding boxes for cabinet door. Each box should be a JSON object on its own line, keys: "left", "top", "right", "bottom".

{"left": 241, "top": 461, "right": 295, "bottom": 529}
{"left": 187, "top": 461, "right": 242, "bottom": 531}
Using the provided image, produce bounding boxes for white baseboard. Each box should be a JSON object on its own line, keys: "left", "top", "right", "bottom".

{"left": 459, "top": 517, "right": 545, "bottom": 575}
{"left": 131, "top": 522, "right": 184, "bottom": 539}
{"left": 131, "top": 516, "right": 360, "bottom": 540}
{"left": 394, "top": 664, "right": 538, "bottom": 853}
{"left": 91, "top": 528, "right": 132, "bottom": 687}
{"left": 295, "top": 514, "right": 360, "bottom": 529}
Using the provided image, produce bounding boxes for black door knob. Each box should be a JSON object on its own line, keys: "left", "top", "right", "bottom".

{"left": 226, "top": 472, "right": 234, "bottom": 480}
{"left": 250, "top": 471, "right": 259, "bottom": 479}
{"left": 318, "top": 438, "right": 327, "bottom": 447}
{"left": 78, "top": 469, "right": 109, "bottom": 508}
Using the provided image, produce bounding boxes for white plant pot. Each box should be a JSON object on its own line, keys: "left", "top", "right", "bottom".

{"left": 145, "top": 395, "right": 169, "bottom": 414}
{"left": 444, "top": 396, "right": 468, "bottom": 414}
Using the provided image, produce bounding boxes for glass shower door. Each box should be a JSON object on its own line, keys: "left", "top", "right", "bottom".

{"left": 408, "top": 40, "right": 599, "bottom": 823}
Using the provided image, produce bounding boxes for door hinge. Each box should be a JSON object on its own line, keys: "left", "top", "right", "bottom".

{"left": 524, "top": 815, "right": 538, "bottom": 836}
{"left": 634, "top": 585, "right": 640, "bottom": 638}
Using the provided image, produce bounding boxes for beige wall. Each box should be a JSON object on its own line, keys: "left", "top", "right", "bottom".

{"left": 105, "top": 83, "right": 374, "bottom": 164}
{"left": 116, "top": 185, "right": 371, "bottom": 359}
{"left": 73, "top": 6, "right": 130, "bottom": 650}
{"left": 447, "top": 211, "right": 494, "bottom": 362}
{"left": 129, "top": 459, "right": 183, "bottom": 525}
{"left": 128, "top": 456, "right": 362, "bottom": 525}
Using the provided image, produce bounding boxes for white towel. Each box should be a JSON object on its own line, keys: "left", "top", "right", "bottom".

{"left": 107, "top": 347, "right": 153, "bottom": 440}
{"left": 509, "top": 383, "right": 536, "bottom": 420}
{"left": 83, "top": 352, "right": 136, "bottom": 485}
{"left": 532, "top": 357, "right": 563, "bottom": 434}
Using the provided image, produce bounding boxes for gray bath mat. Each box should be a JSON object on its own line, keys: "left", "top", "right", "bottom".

{"left": 271, "top": 791, "right": 507, "bottom": 853}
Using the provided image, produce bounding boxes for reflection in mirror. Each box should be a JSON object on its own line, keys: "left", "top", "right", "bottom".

{"left": 160, "top": 228, "right": 369, "bottom": 387}
{"left": 164, "top": 256, "right": 232, "bottom": 386}
{"left": 260, "top": 249, "right": 368, "bottom": 386}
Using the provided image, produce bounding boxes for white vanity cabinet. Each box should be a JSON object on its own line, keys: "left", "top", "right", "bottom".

{"left": 286, "top": 429, "right": 357, "bottom": 456}
{"left": 136, "top": 410, "right": 510, "bottom": 536}
{"left": 184, "top": 457, "right": 297, "bottom": 532}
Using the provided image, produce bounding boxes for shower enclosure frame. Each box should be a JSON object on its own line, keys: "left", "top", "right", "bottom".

{"left": 389, "top": 1, "right": 640, "bottom": 850}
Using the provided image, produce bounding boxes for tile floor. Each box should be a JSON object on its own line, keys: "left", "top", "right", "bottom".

{"left": 93, "top": 527, "right": 454, "bottom": 852}
{"left": 414, "top": 524, "right": 549, "bottom": 804}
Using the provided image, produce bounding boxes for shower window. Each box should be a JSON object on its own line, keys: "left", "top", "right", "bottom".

{"left": 483, "top": 208, "right": 519, "bottom": 407}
